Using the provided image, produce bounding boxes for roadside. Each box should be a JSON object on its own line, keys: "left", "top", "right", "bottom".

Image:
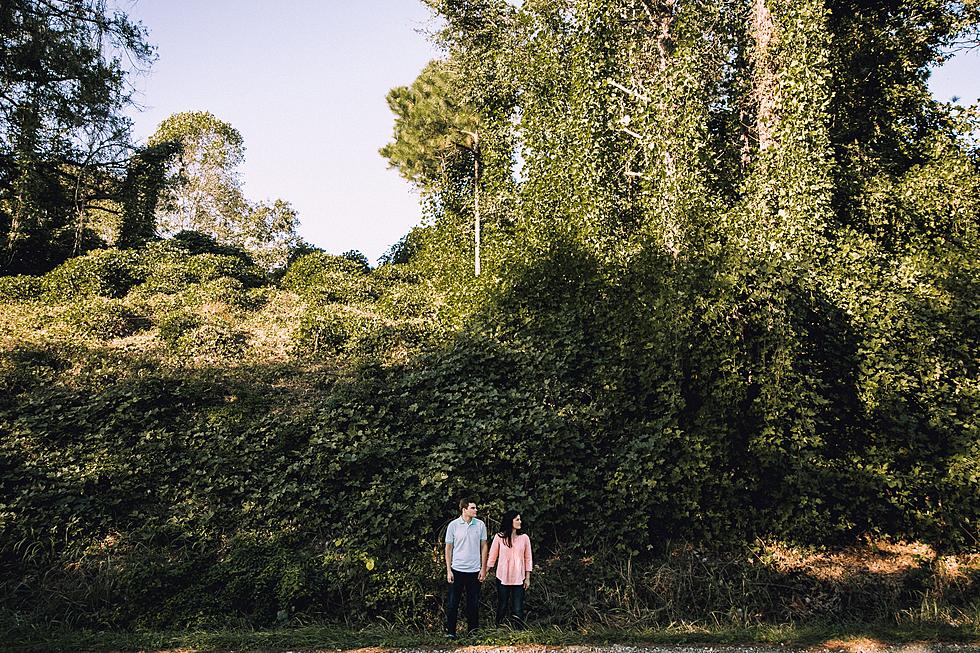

{"left": 384, "top": 645, "right": 980, "bottom": 653}
{"left": 3, "top": 625, "right": 979, "bottom": 653}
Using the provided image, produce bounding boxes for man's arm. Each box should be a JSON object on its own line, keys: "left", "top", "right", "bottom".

{"left": 445, "top": 542, "right": 454, "bottom": 583}
{"left": 478, "top": 539, "right": 489, "bottom": 582}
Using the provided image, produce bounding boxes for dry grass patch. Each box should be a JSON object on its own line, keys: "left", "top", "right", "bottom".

{"left": 762, "top": 541, "right": 940, "bottom": 582}
{"left": 816, "top": 639, "right": 945, "bottom": 653}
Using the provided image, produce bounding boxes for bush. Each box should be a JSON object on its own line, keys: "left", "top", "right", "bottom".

{"left": 170, "top": 231, "right": 253, "bottom": 262}
{"left": 350, "top": 321, "right": 431, "bottom": 361}
{"left": 41, "top": 249, "right": 141, "bottom": 300}
{"left": 375, "top": 284, "right": 435, "bottom": 320}
{"left": 0, "top": 275, "right": 43, "bottom": 302}
{"left": 63, "top": 299, "right": 149, "bottom": 339}
{"left": 290, "top": 304, "right": 431, "bottom": 361}
{"left": 159, "top": 316, "right": 248, "bottom": 359}
{"left": 292, "top": 305, "right": 371, "bottom": 358}
{"left": 138, "top": 245, "right": 265, "bottom": 295}
{"left": 281, "top": 252, "right": 375, "bottom": 305}
{"left": 245, "top": 286, "right": 272, "bottom": 308}
{"left": 369, "top": 265, "right": 435, "bottom": 320}
{"left": 186, "top": 322, "right": 248, "bottom": 359}
{"left": 0, "top": 344, "right": 69, "bottom": 396}
{"left": 178, "top": 277, "right": 252, "bottom": 309}
{"left": 157, "top": 311, "right": 203, "bottom": 350}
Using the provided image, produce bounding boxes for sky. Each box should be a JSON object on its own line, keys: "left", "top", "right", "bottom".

{"left": 124, "top": 1, "right": 980, "bottom": 263}
{"left": 124, "top": 1, "right": 442, "bottom": 263}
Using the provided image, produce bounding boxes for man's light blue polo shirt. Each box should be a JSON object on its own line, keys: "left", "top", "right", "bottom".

{"left": 445, "top": 516, "right": 487, "bottom": 573}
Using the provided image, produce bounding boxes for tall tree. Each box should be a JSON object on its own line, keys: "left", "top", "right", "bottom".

{"left": 403, "top": 0, "right": 980, "bottom": 548}
{"left": 381, "top": 60, "right": 485, "bottom": 275}
{"left": 0, "top": 0, "right": 153, "bottom": 273}
{"left": 150, "top": 111, "right": 249, "bottom": 239}
{"left": 150, "top": 111, "right": 301, "bottom": 272}
{"left": 237, "top": 198, "right": 302, "bottom": 272}
{"left": 116, "top": 141, "right": 181, "bottom": 248}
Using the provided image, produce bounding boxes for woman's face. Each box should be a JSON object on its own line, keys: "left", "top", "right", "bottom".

{"left": 512, "top": 514, "right": 522, "bottom": 530}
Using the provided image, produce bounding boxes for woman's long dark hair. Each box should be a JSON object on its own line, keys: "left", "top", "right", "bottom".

{"left": 497, "top": 510, "right": 520, "bottom": 547}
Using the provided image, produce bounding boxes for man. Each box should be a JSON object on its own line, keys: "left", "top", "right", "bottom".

{"left": 444, "top": 497, "right": 488, "bottom": 638}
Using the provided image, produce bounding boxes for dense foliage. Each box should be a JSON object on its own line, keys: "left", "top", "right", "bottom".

{"left": 0, "top": 243, "right": 977, "bottom": 631}
{"left": 381, "top": 0, "right": 980, "bottom": 548}
{"left": 0, "top": 0, "right": 155, "bottom": 274}
{"left": 1, "top": 0, "right": 979, "bottom": 635}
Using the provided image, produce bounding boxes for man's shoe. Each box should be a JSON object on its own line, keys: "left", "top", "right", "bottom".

{"left": 445, "top": 633, "right": 457, "bottom": 641}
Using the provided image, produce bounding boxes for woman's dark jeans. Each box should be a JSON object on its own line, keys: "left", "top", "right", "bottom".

{"left": 495, "top": 578, "right": 526, "bottom": 626}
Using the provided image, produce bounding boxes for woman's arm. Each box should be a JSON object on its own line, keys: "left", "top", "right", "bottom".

{"left": 524, "top": 535, "right": 533, "bottom": 588}
{"left": 487, "top": 534, "right": 500, "bottom": 568}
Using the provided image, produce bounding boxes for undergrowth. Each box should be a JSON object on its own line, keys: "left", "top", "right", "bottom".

{"left": 1, "top": 245, "right": 977, "bottom": 635}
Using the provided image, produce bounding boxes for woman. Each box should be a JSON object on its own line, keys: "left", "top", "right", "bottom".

{"left": 487, "top": 510, "right": 533, "bottom": 627}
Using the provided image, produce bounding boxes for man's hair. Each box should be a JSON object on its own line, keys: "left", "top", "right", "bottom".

{"left": 459, "top": 497, "right": 475, "bottom": 512}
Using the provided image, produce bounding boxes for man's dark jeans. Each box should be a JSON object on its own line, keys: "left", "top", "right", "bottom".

{"left": 446, "top": 569, "right": 480, "bottom": 635}
{"left": 494, "top": 579, "right": 526, "bottom": 626}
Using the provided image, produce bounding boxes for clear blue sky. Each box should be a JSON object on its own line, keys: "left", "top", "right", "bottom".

{"left": 124, "top": 2, "right": 979, "bottom": 263}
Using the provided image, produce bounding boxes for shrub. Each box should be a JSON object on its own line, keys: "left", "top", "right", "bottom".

{"left": 63, "top": 299, "right": 149, "bottom": 339}
{"left": 138, "top": 247, "right": 264, "bottom": 295}
{"left": 292, "top": 306, "right": 369, "bottom": 358}
{"left": 159, "top": 316, "right": 247, "bottom": 359}
{"left": 350, "top": 320, "right": 431, "bottom": 360}
{"left": 185, "top": 322, "right": 248, "bottom": 359}
{"left": 245, "top": 286, "right": 271, "bottom": 308}
{"left": 375, "top": 284, "right": 435, "bottom": 320}
{"left": 340, "top": 249, "right": 371, "bottom": 273}
{"left": 158, "top": 311, "right": 203, "bottom": 349}
{"left": 0, "top": 275, "right": 43, "bottom": 302}
{"left": 0, "top": 344, "right": 69, "bottom": 396}
{"left": 170, "top": 230, "right": 253, "bottom": 262}
{"left": 178, "top": 277, "right": 252, "bottom": 309}
{"left": 281, "top": 252, "right": 375, "bottom": 305}
{"left": 182, "top": 254, "right": 264, "bottom": 288}
{"left": 42, "top": 249, "right": 141, "bottom": 300}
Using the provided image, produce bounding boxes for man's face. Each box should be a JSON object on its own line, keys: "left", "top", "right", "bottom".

{"left": 463, "top": 503, "right": 478, "bottom": 519}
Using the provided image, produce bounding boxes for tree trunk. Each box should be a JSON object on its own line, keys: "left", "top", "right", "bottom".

{"left": 473, "top": 133, "right": 481, "bottom": 278}
{"left": 749, "top": 0, "right": 777, "bottom": 155}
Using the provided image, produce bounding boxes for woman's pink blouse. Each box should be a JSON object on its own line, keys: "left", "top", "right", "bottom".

{"left": 487, "top": 533, "right": 533, "bottom": 586}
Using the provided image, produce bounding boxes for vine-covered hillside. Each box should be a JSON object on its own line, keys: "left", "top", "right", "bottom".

{"left": 1, "top": 0, "right": 978, "bottom": 635}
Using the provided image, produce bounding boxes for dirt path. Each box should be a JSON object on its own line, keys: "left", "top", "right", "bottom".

{"left": 312, "top": 643, "right": 980, "bottom": 653}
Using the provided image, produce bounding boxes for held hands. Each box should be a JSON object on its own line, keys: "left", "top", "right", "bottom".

{"left": 446, "top": 570, "right": 489, "bottom": 583}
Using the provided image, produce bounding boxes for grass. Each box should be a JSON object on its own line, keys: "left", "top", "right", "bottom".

{"left": 3, "top": 621, "right": 979, "bottom": 653}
